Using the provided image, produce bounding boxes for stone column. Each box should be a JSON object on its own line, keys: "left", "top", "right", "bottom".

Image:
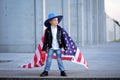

{"left": 35, "top": 0, "right": 44, "bottom": 46}
{"left": 62, "top": 0, "right": 70, "bottom": 34}
{"left": 97, "top": 0, "right": 106, "bottom": 44}
{"left": 92, "top": 0, "right": 99, "bottom": 44}
{"left": 70, "top": 0, "right": 78, "bottom": 45}
{"left": 77, "top": 0, "right": 84, "bottom": 47}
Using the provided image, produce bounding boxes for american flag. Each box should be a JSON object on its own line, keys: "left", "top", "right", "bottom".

{"left": 20, "top": 28, "right": 88, "bottom": 69}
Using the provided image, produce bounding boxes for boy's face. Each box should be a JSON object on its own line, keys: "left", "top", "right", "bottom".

{"left": 49, "top": 18, "right": 58, "bottom": 27}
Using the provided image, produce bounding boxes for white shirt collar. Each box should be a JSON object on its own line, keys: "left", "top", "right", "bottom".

{"left": 51, "top": 26, "right": 57, "bottom": 29}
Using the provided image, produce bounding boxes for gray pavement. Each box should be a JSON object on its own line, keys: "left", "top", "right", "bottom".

{"left": 0, "top": 42, "right": 120, "bottom": 78}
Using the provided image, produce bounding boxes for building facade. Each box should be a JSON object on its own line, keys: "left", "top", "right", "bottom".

{"left": 0, "top": 0, "right": 106, "bottom": 53}
{"left": 106, "top": 15, "right": 120, "bottom": 42}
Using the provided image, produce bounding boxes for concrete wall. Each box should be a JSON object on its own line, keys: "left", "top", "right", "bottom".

{"left": 0, "top": 0, "right": 106, "bottom": 53}
{"left": 0, "top": 0, "right": 36, "bottom": 52}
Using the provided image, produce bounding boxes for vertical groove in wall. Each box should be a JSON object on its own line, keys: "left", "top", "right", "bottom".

{"left": 34, "top": 0, "right": 36, "bottom": 50}
{"left": 76, "top": 0, "right": 79, "bottom": 44}
{"left": 61, "top": 0, "right": 64, "bottom": 27}
{"left": 42, "top": 0, "right": 46, "bottom": 32}
{"left": 90, "top": 0, "right": 93, "bottom": 45}
{"left": 96, "top": 0, "right": 99, "bottom": 44}
{"left": 68, "top": 0, "right": 71, "bottom": 35}
{"left": 82, "top": 0, "right": 84, "bottom": 47}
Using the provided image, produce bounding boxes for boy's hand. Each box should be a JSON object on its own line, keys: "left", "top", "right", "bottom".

{"left": 42, "top": 51, "right": 46, "bottom": 54}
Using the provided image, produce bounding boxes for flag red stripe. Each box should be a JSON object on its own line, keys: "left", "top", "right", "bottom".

{"left": 23, "top": 65, "right": 26, "bottom": 68}
{"left": 38, "top": 44, "right": 42, "bottom": 55}
{"left": 53, "top": 56, "right": 72, "bottom": 61}
{"left": 62, "top": 57, "right": 72, "bottom": 60}
{"left": 39, "top": 59, "right": 44, "bottom": 66}
{"left": 34, "top": 53, "right": 37, "bottom": 67}
{"left": 77, "top": 52, "right": 82, "bottom": 62}
{"left": 84, "top": 58, "right": 88, "bottom": 67}
{"left": 38, "top": 44, "right": 46, "bottom": 66}
{"left": 62, "top": 51, "right": 65, "bottom": 54}
{"left": 28, "top": 63, "right": 31, "bottom": 68}
{"left": 84, "top": 58, "right": 86, "bottom": 64}
{"left": 42, "top": 36, "right": 44, "bottom": 43}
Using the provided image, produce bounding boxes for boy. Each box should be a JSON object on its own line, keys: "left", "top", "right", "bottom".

{"left": 40, "top": 13, "right": 67, "bottom": 76}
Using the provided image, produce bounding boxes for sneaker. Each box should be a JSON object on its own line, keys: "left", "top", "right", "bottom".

{"left": 40, "top": 71, "right": 48, "bottom": 76}
{"left": 61, "top": 71, "right": 67, "bottom": 76}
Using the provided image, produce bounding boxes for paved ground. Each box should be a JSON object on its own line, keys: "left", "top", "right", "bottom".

{"left": 0, "top": 42, "right": 120, "bottom": 79}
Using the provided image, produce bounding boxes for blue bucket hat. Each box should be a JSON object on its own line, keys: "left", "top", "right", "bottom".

{"left": 44, "top": 13, "right": 63, "bottom": 27}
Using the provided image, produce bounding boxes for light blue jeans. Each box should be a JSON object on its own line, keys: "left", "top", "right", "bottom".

{"left": 44, "top": 49, "right": 65, "bottom": 71}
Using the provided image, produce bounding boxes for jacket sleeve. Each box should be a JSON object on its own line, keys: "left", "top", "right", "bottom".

{"left": 42, "top": 29, "right": 48, "bottom": 51}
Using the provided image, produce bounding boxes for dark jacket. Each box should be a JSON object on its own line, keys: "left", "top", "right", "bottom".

{"left": 42, "top": 25, "right": 66, "bottom": 51}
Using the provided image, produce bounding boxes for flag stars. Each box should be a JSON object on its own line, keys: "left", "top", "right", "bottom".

{"left": 65, "top": 50, "right": 68, "bottom": 53}
{"left": 63, "top": 32, "right": 66, "bottom": 34}
{"left": 65, "top": 38, "right": 67, "bottom": 40}
{"left": 74, "top": 50, "right": 76, "bottom": 52}
{"left": 66, "top": 44, "right": 68, "bottom": 47}
{"left": 71, "top": 42, "right": 73, "bottom": 45}
{"left": 72, "top": 46, "right": 74, "bottom": 48}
